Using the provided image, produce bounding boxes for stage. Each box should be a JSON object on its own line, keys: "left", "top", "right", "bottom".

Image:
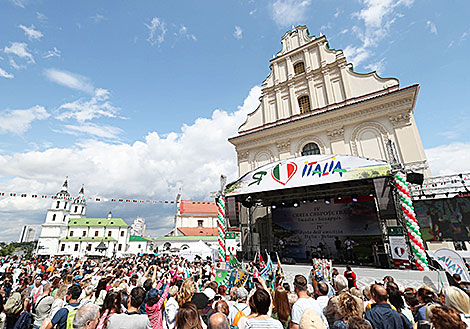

{"left": 225, "top": 154, "right": 413, "bottom": 269}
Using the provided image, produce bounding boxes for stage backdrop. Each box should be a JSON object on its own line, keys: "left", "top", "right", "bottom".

{"left": 272, "top": 199, "right": 382, "bottom": 259}
{"left": 414, "top": 197, "right": 470, "bottom": 241}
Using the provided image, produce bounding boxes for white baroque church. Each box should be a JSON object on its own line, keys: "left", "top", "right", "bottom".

{"left": 36, "top": 179, "right": 132, "bottom": 258}
{"left": 230, "top": 25, "right": 429, "bottom": 177}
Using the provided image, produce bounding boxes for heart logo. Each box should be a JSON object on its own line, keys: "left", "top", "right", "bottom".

{"left": 271, "top": 162, "right": 297, "bottom": 185}
{"left": 394, "top": 247, "right": 405, "bottom": 257}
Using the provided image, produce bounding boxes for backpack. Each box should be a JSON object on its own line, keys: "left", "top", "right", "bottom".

{"left": 4, "top": 292, "right": 23, "bottom": 315}
{"left": 232, "top": 304, "right": 248, "bottom": 328}
{"left": 65, "top": 304, "right": 80, "bottom": 329}
{"left": 13, "top": 312, "right": 33, "bottom": 329}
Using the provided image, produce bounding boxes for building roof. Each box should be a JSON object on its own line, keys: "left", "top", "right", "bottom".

{"left": 68, "top": 218, "right": 129, "bottom": 227}
{"left": 154, "top": 236, "right": 218, "bottom": 241}
{"left": 179, "top": 200, "right": 217, "bottom": 216}
{"left": 59, "top": 236, "right": 117, "bottom": 242}
{"left": 177, "top": 227, "right": 218, "bottom": 236}
{"left": 129, "top": 235, "right": 153, "bottom": 242}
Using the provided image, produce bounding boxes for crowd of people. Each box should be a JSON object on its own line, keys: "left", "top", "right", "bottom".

{"left": 0, "top": 254, "right": 469, "bottom": 329}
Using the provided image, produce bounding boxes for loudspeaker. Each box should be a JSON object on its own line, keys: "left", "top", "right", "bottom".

{"left": 226, "top": 197, "right": 240, "bottom": 227}
{"left": 407, "top": 172, "right": 424, "bottom": 185}
{"left": 373, "top": 177, "right": 397, "bottom": 220}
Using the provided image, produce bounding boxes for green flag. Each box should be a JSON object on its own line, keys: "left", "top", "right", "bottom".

{"left": 229, "top": 251, "right": 240, "bottom": 268}
{"left": 215, "top": 269, "right": 229, "bottom": 284}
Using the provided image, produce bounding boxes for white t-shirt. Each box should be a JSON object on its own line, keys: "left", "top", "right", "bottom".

{"left": 291, "top": 297, "right": 328, "bottom": 327}
{"left": 245, "top": 318, "right": 283, "bottom": 329}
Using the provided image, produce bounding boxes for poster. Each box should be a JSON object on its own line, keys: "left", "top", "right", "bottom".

{"left": 389, "top": 235, "right": 411, "bottom": 269}
{"left": 272, "top": 199, "right": 381, "bottom": 259}
{"left": 414, "top": 197, "right": 470, "bottom": 241}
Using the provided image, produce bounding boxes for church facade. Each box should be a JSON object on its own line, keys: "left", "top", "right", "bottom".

{"left": 36, "top": 179, "right": 132, "bottom": 258}
{"left": 229, "top": 26, "right": 429, "bottom": 177}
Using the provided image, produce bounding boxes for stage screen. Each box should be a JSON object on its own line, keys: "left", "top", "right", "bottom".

{"left": 414, "top": 197, "right": 470, "bottom": 241}
{"left": 272, "top": 199, "right": 382, "bottom": 260}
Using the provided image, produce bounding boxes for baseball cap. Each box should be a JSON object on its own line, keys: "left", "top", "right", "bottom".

{"left": 73, "top": 275, "right": 83, "bottom": 282}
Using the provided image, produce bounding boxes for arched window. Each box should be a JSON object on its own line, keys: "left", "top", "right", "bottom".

{"left": 163, "top": 242, "right": 171, "bottom": 251}
{"left": 56, "top": 201, "right": 60, "bottom": 209}
{"left": 52, "top": 214, "right": 56, "bottom": 221}
{"left": 294, "top": 62, "right": 305, "bottom": 75}
{"left": 74, "top": 206, "right": 78, "bottom": 213}
{"left": 302, "top": 143, "right": 320, "bottom": 156}
{"left": 298, "top": 95, "right": 310, "bottom": 113}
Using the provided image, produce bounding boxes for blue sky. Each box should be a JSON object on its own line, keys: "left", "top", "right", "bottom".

{"left": 0, "top": 0, "right": 469, "bottom": 241}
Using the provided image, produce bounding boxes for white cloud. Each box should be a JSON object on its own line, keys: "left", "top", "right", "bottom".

{"left": 36, "top": 12, "right": 47, "bottom": 21}
{"left": 426, "top": 20, "right": 437, "bottom": 35}
{"left": 91, "top": 14, "right": 106, "bottom": 23}
{"left": 365, "top": 58, "right": 386, "bottom": 74}
{"left": 44, "top": 47, "right": 61, "bottom": 59}
{"left": 0, "top": 105, "right": 50, "bottom": 134}
{"left": 56, "top": 88, "right": 119, "bottom": 122}
{"left": 426, "top": 142, "right": 470, "bottom": 176}
{"left": 10, "top": 58, "right": 26, "bottom": 70}
{"left": 340, "top": 29, "right": 349, "bottom": 34}
{"left": 234, "top": 26, "right": 243, "bottom": 40}
{"left": 0, "top": 86, "right": 261, "bottom": 240}
{"left": 334, "top": 9, "right": 341, "bottom": 18}
{"left": 270, "top": 0, "right": 312, "bottom": 27}
{"left": 0, "top": 67, "right": 14, "bottom": 79}
{"left": 146, "top": 17, "right": 167, "bottom": 46}
{"left": 44, "top": 68, "right": 94, "bottom": 93}
{"left": 249, "top": 9, "right": 257, "bottom": 15}
{"left": 346, "top": 0, "right": 414, "bottom": 67}
{"left": 178, "top": 25, "right": 197, "bottom": 41}
{"left": 9, "top": 0, "right": 26, "bottom": 8}
{"left": 4, "top": 42, "right": 35, "bottom": 64}
{"left": 61, "top": 122, "right": 122, "bottom": 139}
{"left": 18, "top": 24, "right": 43, "bottom": 41}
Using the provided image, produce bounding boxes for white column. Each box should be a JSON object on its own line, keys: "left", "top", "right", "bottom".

{"left": 288, "top": 83, "right": 297, "bottom": 115}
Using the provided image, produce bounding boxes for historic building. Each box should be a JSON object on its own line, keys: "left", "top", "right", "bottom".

{"left": 171, "top": 195, "right": 219, "bottom": 237}
{"left": 229, "top": 26, "right": 429, "bottom": 177}
{"left": 36, "top": 179, "right": 132, "bottom": 258}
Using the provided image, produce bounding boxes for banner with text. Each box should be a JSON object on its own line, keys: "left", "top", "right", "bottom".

{"left": 272, "top": 199, "right": 381, "bottom": 259}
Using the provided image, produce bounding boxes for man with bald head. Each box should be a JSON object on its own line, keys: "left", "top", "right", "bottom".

{"left": 364, "top": 284, "right": 405, "bottom": 329}
{"left": 208, "top": 313, "right": 229, "bottom": 329}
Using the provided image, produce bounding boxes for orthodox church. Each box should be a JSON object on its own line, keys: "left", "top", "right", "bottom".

{"left": 36, "top": 178, "right": 133, "bottom": 258}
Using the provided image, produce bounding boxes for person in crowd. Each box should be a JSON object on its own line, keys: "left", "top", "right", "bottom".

{"left": 364, "top": 284, "right": 404, "bottom": 329}
{"left": 177, "top": 279, "right": 195, "bottom": 307}
{"left": 291, "top": 275, "right": 326, "bottom": 329}
{"left": 163, "top": 286, "right": 179, "bottom": 329}
{"left": 245, "top": 289, "right": 282, "bottom": 329}
{"left": 344, "top": 266, "right": 357, "bottom": 289}
{"left": 214, "top": 300, "right": 230, "bottom": 317}
{"left": 96, "top": 290, "right": 122, "bottom": 329}
{"left": 46, "top": 285, "right": 82, "bottom": 329}
{"left": 94, "top": 279, "right": 108, "bottom": 307}
{"left": 207, "top": 313, "right": 230, "bottom": 329}
{"left": 332, "top": 292, "right": 363, "bottom": 329}
{"left": 32, "top": 282, "right": 54, "bottom": 329}
{"left": 387, "top": 288, "right": 413, "bottom": 327}
{"left": 107, "top": 287, "right": 151, "bottom": 329}
{"left": 72, "top": 303, "right": 100, "bottom": 329}
{"left": 343, "top": 238, "right": 356, "bottom": 264}
{"left": 31, "top": 275, "right": 44, "bottom": 304}
{"left": 415, "top": 286, "right": 438, "bottom": 322}
{"left": 175, "top": 303, "right": 203, "bottom": 329}
{"left": 146, "top": 273, "right": 171, "bottom": 329}
{"left": 429, "top": 305, "right": 467, "bottom": 329}
{"left": 326, "top": 275, "right": 362, "bottom": 327}
{"left": 442, "top": 286, "right": 470, "bottom": 327}
{"left": 346, "top": 316, "right": 372, "bottom": 329}
{"left": 316, "top": 282, "right": 329, "bottom": 313}
{"left": 228, "top": 287, "right": 251, "bottom": 326}
{"left": 271, "top": 286, "right": 291, "bottom": 329}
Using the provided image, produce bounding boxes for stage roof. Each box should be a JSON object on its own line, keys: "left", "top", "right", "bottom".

{"left": 225, "top": 154, "right": 390, "bottom": 197}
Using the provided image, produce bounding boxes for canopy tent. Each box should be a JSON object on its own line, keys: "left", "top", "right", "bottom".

{"left": 179, "top": 240, "right": 214, "bottom": 262}
{"left": 225, "top": 154, "right": 391, "bottom": 198}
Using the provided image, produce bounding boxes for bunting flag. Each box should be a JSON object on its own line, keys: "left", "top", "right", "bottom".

{"left": 228, "top": 250, "right": 240, "bottom": 268}
{"left": 275, "top": 252, "right": 284, "bottom": 282}
{"left": 0, "top": 192, "right": 176, "bottom": 204}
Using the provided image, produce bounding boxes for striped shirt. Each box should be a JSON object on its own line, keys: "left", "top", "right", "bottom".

{"left": 245, "top": 318, "right": 283, "bottom": 329}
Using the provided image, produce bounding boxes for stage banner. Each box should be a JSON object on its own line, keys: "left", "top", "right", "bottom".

{"left": 272, "top": 199, "right": 381, "bottom": 259}
{"left": 414, "top": 197, "right": 470, "bottom": 241}
{"left": 389, "top": 235, "right": 411, "bottom": 269}
{"left": 430, "top": 248, "right": 470, "bottom": 281}
{"left": 225, "top": 154, "right": 390, "bottom": 196}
